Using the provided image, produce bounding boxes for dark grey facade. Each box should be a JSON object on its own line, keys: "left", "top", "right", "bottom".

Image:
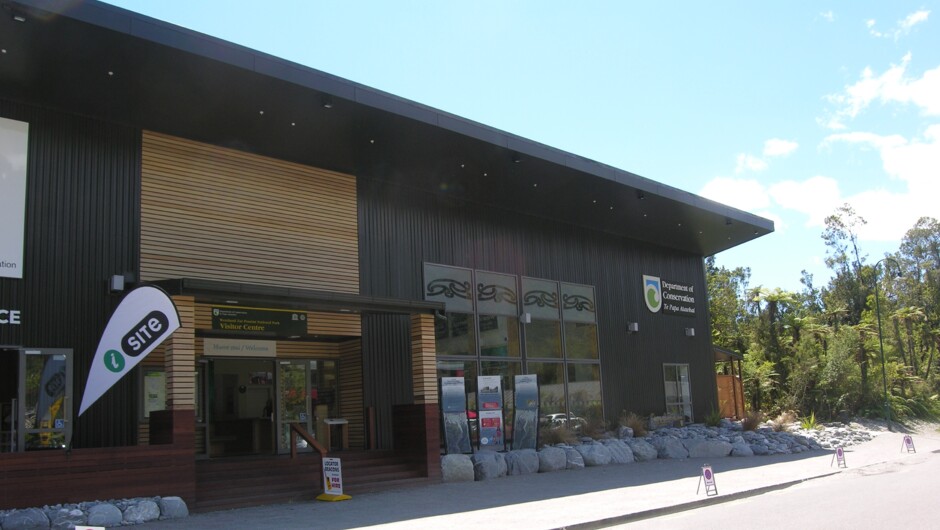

{"left": 0, "top": 0, "right": 772, "bottom": 454}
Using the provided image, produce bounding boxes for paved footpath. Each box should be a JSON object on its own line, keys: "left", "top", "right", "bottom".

{"left": 135, "top": 426, "right": 940, "bottom": 530}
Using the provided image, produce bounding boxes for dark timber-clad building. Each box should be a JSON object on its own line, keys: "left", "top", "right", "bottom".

{"left": 0, "top": 0, "right": 772, "bottom": 510}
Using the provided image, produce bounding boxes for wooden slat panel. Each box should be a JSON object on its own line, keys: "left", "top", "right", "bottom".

{"left": 140, "top": 131, "right": 359, "bottom": 293}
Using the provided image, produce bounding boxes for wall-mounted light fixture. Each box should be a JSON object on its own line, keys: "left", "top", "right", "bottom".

{"left": 109, "top": 274, "right": 125, "bottom": 293}
{"left": 511, "top": 152, "right": 522, "bottom": 164}
{"left": 627, "top": 322, "right": 639, "bottom": 334}
{"left": 636, "top": 190, "right": 645, "bottom": 200}
{"left": 685, "top": 327, "right": 695, "bottom": 337}
{"left": 520, "top": 312, "right": 532, "bottom": 324}
{"left": 321, "top": 94, "right": 334, "bottom": 109}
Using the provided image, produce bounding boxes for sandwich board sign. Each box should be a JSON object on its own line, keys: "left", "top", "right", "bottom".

{"left": 901, "top": 435, "right": 916, "bottom": 453}
{"left": 697, "top": 464, "right": 718, "bottom": 496}
{"left": 316, "top": 457, "right": 351, "bottom": 502}
{"left": 831, "top": 446, "right": 847, "bottom": 468}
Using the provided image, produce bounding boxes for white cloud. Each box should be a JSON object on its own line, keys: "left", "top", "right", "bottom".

{"left": 899, "top": 10, "right": 930, "bottom": 34}
{"left": 820, "top": 11, "right": 834, "bottom": 22}
{"left": 699, "top": 177, "right": 770, "bottom": 212}
{"left": 816, "top": 128, "right": 940, "bottom": 241}
{"left": 822, "top": 53, "right": 940, "bottom": 128}
{"left": 867, "top": 10, "right": 929, "bottom": 39}
{"left": 768, "top": 176, "right": 842, "bottom": 228}
{"left": 763, "top": 138, "right": 798, "bottom": 157}
{"left": 734, "top": 153, "right": 767, "bottom": 173}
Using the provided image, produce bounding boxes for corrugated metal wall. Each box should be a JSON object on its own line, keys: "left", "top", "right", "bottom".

{"left": 0, "top": 100, "right": 141, "bottom": 447}
{"left": 358, "top": 178, "right": 718, "bottom": 431}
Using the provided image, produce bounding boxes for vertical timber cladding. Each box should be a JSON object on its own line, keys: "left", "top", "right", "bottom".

{"left": 139, "top": 131, "right": 359, "bottom": 292}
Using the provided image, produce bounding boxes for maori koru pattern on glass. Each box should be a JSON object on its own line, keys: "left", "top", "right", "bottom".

{"left": 523, "top": 290, "right": 558, "bottom": 308}
{"left": 426, "top": 279, "right": 472, "bottom": 300}
{"left": 477, "top": 283, "right": 518, "bottom": 304}
{"left": 563, "top": 294, "right": 596, "bottom": 314}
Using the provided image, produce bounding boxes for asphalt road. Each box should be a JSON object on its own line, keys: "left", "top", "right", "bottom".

{"left": 614, "top": 444, "right": 940, "bottom": 529}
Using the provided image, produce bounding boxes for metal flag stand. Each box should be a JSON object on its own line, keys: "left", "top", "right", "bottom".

{"left": 697, "top": 464, "right": 718, "bottom": 496}
{"left": 900, "top": 435, "right": 916, "bottom": 453}
{"left": 830, "top": 446, "right": 847, "bottom": 468}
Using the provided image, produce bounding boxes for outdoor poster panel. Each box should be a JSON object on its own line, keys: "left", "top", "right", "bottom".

{"left": 0, "top": 117, "right": 29, "bottom": 279}
{"left": 79, "top": 285, "right": 181, "bottom": 415}
{"left": 477, "top": 375, "right": 504, "bottom": 451}
{"left": 513, "top": 374, "right": 539, "bottom": 450}
{"left": 441, "top": 377, "right": 471, "bottom": 454}
{"left": 322, "top": 457, "right": 344, "bottom": 495}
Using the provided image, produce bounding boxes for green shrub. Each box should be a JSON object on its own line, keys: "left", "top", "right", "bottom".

{"left": 800, "top": 411, "right": 819, "bottom": 430}
{"left": 704, "top": 407, "right": 722, "bottom": 427}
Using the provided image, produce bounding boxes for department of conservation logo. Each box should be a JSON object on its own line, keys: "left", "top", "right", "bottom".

{"left": 643, "top": 275, "right": 662, "bottom": 313}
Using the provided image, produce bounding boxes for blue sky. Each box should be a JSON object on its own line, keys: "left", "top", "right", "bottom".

{"left": 105, "top": 1, "right": 939, "bottom": 293}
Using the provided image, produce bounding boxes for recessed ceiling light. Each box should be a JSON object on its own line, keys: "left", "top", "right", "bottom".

{"left": 13, "top": 15, "right": 26, "bottom": 23}
{"left": 107, "top": 71, "right": 114, "bottom": 76}
{"left": 483, "top": 172, "right": 488, "bottom": 177}
{"left": 291, "top": 122, "right": 296, "bottom": 126}
{"left": 259, "top": 110, "right": 264, "bottom": 115}
{"left": 678, "top": 223, "right": 682, "bottom": 227}
{"left": 370, "top": 139, "right": 375, "bottom": 144}
{"left": 460, "top": 164, "right": 465, "bottom": 168}
{"left": 1, "top": 49, "right": 7, "bottom": 54}
{"left": 593, "top": 200, "right": 597, "bottom": 204}
{"left": 609, "top": 206, "right": 613, "bottom": 210}
{"left": 532, "top": 183, "right": 538, "bottom": 188}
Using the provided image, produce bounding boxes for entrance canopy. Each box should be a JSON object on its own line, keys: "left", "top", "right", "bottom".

{"left": 1, "top": 0, "right": 772, "bottom": 256}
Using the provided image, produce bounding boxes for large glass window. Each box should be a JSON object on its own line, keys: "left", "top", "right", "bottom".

{"left": 436, "top": 313, "right": 476, "bottom": 356}
{"left": 524, "top": 319, "right": 562, "bottom": 359}
{"left": 479, "top": 316, "right": 520, "bottom": 357}
{"left": 664, "top": 364, "right": 692, "bottom": 422}
{"left": 564, "top": 322, "right": 598, "bottom": 360}
{"left": 567, "top": 364, "right": 602, "bottom": 424}
{"left": 528, "top": 362, "right": 565, "bottom": 420}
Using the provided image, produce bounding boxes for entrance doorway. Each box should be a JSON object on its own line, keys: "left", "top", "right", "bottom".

{"left": 1, "top": 348, "right": 73, "bottom": 452}
{"left": 207, "top": 358, "right": 276, "bottom": 457}
{"left": 201, "top": 357, "right": 339, "bottom": 457}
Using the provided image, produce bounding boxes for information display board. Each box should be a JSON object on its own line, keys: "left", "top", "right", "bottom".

{"left": 441, "top": 377, "right": 471, "bottom": 454}
{"left": 513, "top": 374, "right": 539, "bottom": 450}
{"left": 477, "top": 375, "right": 505, "bottom": 451}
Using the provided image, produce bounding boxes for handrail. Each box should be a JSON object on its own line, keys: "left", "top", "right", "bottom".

{"left": 289, "top": 422, "right": 328, "bottom": 459}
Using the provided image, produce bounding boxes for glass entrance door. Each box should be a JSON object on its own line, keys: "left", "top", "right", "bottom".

{"left": 19, "top": 348, "right": 72, "bottom": 450}
{"left": 277, "top": 360, "right": 312, "bottom": 453}
{"left": 206, "top": 358, "right": 275, "bottom": 457}
{"left": 276, "top": 359, "right": 339, "bottom": 454}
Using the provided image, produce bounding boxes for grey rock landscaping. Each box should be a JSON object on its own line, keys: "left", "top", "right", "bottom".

{"left": 440, "top": 418, "right": 876, "bottom": 483}
{"left": 0, "top": 497, "right": 188, "bottom": 529}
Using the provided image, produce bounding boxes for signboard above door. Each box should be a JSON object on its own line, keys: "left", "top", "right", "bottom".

{"left": 211, "top": 306, "right": 308, "bottom": 336}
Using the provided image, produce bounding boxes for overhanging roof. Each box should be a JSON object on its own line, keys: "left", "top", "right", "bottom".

{"left": 1, "top": 0, "right": 774, "bottom": 256}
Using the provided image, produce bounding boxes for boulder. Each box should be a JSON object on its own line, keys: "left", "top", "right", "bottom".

{"left": 564, "top": 446, "right": 585, "bottom": 469}
{"left": 46, "top": 507, "right": 86, "bottom": 530}
{"left": 575, "top": 443, "right": 612, "bottom": 466}
{"left": 601, "top": 439, "right": 635, "bottom": 464}
{"left": 618, "top": 426, "right": 634, "bottom": 439}
{"left": 750, "top": 443, "right": 770, "bottom": 456}
{"left": 505, "top": 449, "right": 540, "bottom": 475}
{"left": 158, "top": 496, "right": 189, "bottom": 519}
{"left": 730, "top": 441, "right": 754, "bottom": 457}
{"left": 123, "top": 500, "right": 161, "bottom": 524}
{"left": 87, "top": 503, "right": 123, "bottom": 528}
{"left": 682, "top": 438, "right": 732, "bottom": 458}
{"left": 537, "top": 447, "right": 567, "bottom": 472}
{"left": 652, "top": 436, "right": 689, "bottom": 459}
{"left": 1, "top": 507, "right": 49, "bottom": 530}
{"left": 441, "top": 454, "right": 475, "bottom": 482}
{"left": 471, "top": 452, "right": 507, "bottom": 480}
{"left": 624, "top": 439, "right": 658, "bottom": 462}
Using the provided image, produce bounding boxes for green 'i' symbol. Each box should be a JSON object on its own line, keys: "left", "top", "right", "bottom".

{"left": 104, "top": 349, "right": 126, "bottom": 373}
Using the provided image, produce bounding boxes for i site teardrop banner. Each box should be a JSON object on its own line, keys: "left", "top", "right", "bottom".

{"left": 79, "top": 285, "right": 181, "bottom": 416}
